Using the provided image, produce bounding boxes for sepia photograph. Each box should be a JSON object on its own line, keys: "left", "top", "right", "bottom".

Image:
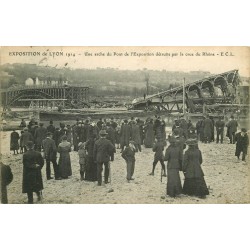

{"left": 0, "top": 46, "right": 249, "bottom": 204}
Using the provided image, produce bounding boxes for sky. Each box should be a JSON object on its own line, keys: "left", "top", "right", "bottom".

{"left": 1, "top": 46, "right": 249, "bottom": 77}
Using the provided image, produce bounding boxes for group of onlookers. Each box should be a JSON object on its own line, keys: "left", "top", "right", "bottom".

{"left": 1, "top": 114, "right": 248, "bottom": 204}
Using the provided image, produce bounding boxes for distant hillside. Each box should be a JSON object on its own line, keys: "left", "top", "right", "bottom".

{"left": 0, "top": 63, "right": 212, "bottom": 98}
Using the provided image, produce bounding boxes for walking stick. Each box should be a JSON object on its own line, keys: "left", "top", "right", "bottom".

{"left": 160, "top": 168, "right": 163, "bottom": 183}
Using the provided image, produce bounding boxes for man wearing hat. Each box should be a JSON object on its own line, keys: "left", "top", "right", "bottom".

{"left": 106, "top": 122, "right": 115, "bottom": 144}
{"left": 93, "top": 130, "right": 116, "bottom": 186}
{"left": 22, "top": 141, "right": 44, "bottom": 204}
{"left": 235, "top": 128, "right": 249, "bottom": 162}
{"left": 34, "top": 123, "right": 47, "bottom": 151}
{"left": 42, "top": 132, "right": 61, "bottom": 180}
{"left": 215, "top": 117, "right": 225, "bottom": 144}
{"left": 20, "top": 128, "right": 33, "bottom": 152}
{"left": 227, "top": 115, "right": 238, "bottom": 144}
{"left": 120, "top": 119, "right": 131, "bottom": 153}
{"left": 47, "top": 120, "right": 56, "bottom": 134}
{"left": 122, "top": 140, "right": 137, "bottom": 182}
{"left": 149, "top": 137, "right": 166, "bottom": 176}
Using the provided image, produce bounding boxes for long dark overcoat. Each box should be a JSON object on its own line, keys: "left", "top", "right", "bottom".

{"left": 152, "top": 140, "right": 165, "bottom": 161}
{"left": 144, "top": 122, "right": 154, "bottom": 148}
{"left": 120, "top": 124, "right": 131, "bottom": 147}
{"left": 131, "top": 124, "right": 141, "bottom": 145}
{"left": 20, "top": 131, "right": 34, "bottom": 147}
{"left": 34, "top": 127, "right": 47, "bottom": 148}
{"left": 22, "top": 149, "right": 44, "bottom": 193}
{"left": 10, "top": 131, "right": 20, "bottom": 150}
{"left": 93, "top": 138, "right": 115, "bottom": 163}
{"left": 42, "top": 137, "right": 57, "bottom": 161}
{"left": 235, "top": 132, "right": 249, "bottom": 156}
{"left": 203, "top": 118, "right": 213, "bottom": 139}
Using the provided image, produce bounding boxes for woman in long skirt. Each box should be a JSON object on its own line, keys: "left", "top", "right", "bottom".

{"left": 182, "top": 139, "right": 209, "bottom": 198}
{"left": 164, "top": 136, "right": 182, "bottom": 197}
{"left": 58, "top": 135, "right": 72, "bottom": 179}
{"left": 10, "top": 130, "right": 20, "bottom": 154}
{"left": 144, "top": 119, "right": 154, "bottom": 148}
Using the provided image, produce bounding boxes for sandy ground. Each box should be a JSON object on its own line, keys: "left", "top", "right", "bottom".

{"left": 1, "top": 130, "right": 249, "bottom": 204}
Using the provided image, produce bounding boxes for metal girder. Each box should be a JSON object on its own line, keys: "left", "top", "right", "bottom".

{"left": 130, "top": 69, "right": 240, "bottom": 113}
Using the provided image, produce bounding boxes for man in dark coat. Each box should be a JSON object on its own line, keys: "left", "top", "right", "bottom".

{"left": 122, "top": 140, "right": 136, "bottom": 182}
{"left": 93, "top": 130, "right": 116, "bottom": 186}
{"left": 180, "top": 118, "right": 188, "bottom": 139}
{"left": 83, "top": 120, "right": 91, "bottom": 142}
{"left": 42, "top": 132, "right": 61, "bottom": 180}
{"left": 19, "top": 118, "right": 26, "bottom": 129}
{"left": 120, "top": 120, "right": 131, "bottom": 152}
{"left": 144, "top": 119, "right": 154, "bottom": 148}
{"left": 22, "top": 141, "right": 44, "bottom": 204}
{"left": 106, "top": 122, "right": 116, "bottom": 161}
{"left": 196, "top": 118, "right": 203, "bottom": 141}
{"left": 97, "top": 118, "right": 103, "bottom": 131}
{"left": 110, "top": 117, "right": 117, "bottom": 130}
{"left": 34, "top": 123, "right": 47, "bottom": 151}
{"left": 215, "top": 117, "right": 225, "bottom": 143}
{"left": 131, "top": 121, "right": 141, "bottom": 152}
{"left": 235, "top": 128, "right": 249, "bottom": 162}
{"left": 227, "top": 116, "right": 238, "bottom": 144}
{"left": 20, "top": 128, "right": 33, "bottom": 152}
{"left": 203, "top": 116, "right": 213, "bottom": 143}
{"left": 1, "top": 162, "right": 13, "bottom": 204}
{"left": 30, "top": 122, "right": 38, "bottom": 137}
{"left": 149, "top": 138, "right": 166, "bottom": 176}
{"left": 47, "top": 120, "right": 56, "bottom": 134}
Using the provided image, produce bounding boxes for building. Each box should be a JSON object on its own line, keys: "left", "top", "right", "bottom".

{"left": 25, "top": 76, "right": 68, "bottom": 86}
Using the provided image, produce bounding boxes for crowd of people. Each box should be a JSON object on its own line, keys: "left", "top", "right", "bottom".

{"left": 1, "top": 114, "right": 248, "bottom": 204}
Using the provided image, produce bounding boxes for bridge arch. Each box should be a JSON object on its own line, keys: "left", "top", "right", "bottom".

{"left": 201, "top": 80, "right": 214, "bottom": 97}
{"left": 8, "top": 89, "right": 54, "bottom": 106}
{"left": 187, "top": 84, "right": 202, "bottom": 98}
{"left": 214, "top": 76, "right": 228, "bottom": 96}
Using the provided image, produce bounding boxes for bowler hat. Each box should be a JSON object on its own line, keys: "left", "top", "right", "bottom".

{"left": 241, "top": 128, "right": 247, "bottom": 133}
{"left": 99, "top": 130, "right": 108, "bottom": 136}
{"left": 168, "top": 136, "right": 176, "bottom": 144}
{"left": 186, "top": 138, "right": 198, "bottom": 146}
{"left": 26, "top": 141, "right": 34, "bottom": 148}
{"left": 129, "top": 140, "right": 135, "bottom": 144}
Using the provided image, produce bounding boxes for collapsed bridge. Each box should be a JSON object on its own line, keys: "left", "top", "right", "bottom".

{"left": 128, "top": 69, "right": 244, "bottom": 113}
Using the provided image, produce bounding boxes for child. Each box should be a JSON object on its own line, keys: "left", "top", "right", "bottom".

{"left": 122, "top": 140, "right": 136, "bottom": 182}
{"left": 235, "top": 128, "right": 249, "bottom": 162}
{"left": 78, "top": 142, "right": 88, "bottom": 180}
{"left": 164, "top": 136, "right": 183, "bottom": 198}
{"left": 149, "top": 137, "right": 166, "bottom": 176}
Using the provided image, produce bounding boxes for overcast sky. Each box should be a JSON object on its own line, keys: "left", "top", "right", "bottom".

{"left": 1, "top": 46, "right": 249, "bottom": 77}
